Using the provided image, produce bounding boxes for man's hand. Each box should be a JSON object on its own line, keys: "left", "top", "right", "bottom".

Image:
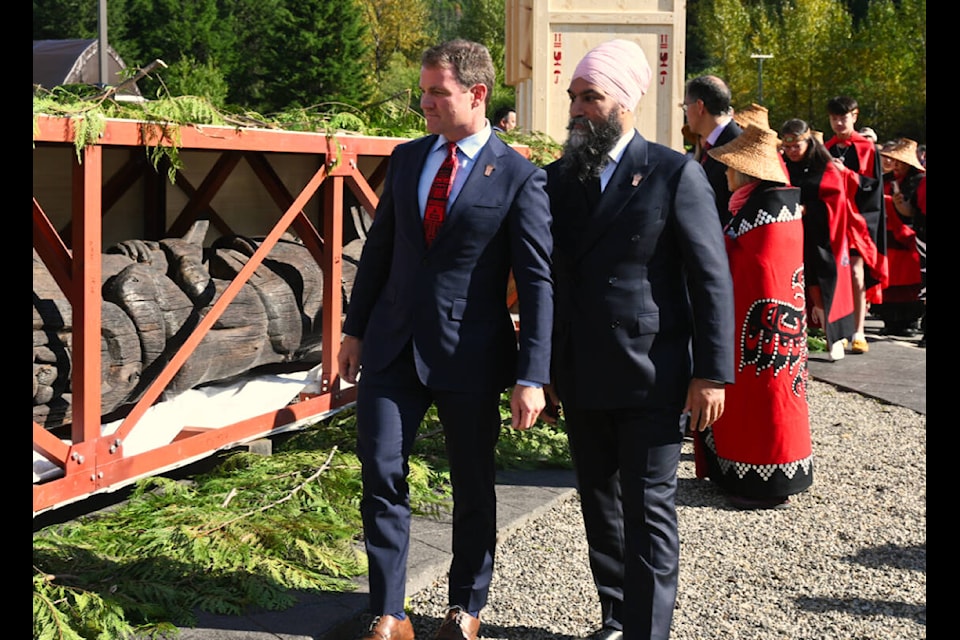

{"left": 510, "top": 384, "right": 545, "bottom": 431}
{"left": 337, "top": 335, "right": 362, "bottom": 384}
{"left": 682, "top": 378, "right": 726, "bottom": 432}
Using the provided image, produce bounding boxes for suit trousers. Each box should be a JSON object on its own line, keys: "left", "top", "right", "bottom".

{"left": 355, "top": 340, "right": 502, "bottom": 616}
{"left": 564, "top": 403, "right": 684, "bottom": 640}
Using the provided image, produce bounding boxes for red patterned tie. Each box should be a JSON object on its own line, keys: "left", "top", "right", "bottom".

{"left": 700, "top": 140, "right": 711, "bottom": 165}
{"left": 424, "top": 142, "right": 459, "bottom": 246}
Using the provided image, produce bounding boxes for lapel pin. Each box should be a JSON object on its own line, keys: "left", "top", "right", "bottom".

{"left": 484, "top": 164, "right": 495, "bottom": 176}
{"left": 631, "top": 173, "right": 643, "bottom": 187}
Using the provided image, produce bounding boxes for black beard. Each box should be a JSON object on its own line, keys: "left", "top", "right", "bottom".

{"left": 560, "top": 111, "right": 623, "bottom": 183}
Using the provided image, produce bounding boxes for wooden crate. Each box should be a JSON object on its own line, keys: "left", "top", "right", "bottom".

{"left": 506, "top": 0, "right": 687, "bottom": 149}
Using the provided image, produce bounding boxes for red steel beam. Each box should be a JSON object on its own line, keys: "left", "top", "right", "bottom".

{"left": 33, "top": 116, "right": 404, "bottom": 514}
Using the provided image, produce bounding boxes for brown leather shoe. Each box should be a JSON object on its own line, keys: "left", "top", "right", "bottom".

{"left": 360, "top": 615, "right": 415, "bottom": 640}
{"left": 433, "top": 606, "right": 480, "bottom": 640}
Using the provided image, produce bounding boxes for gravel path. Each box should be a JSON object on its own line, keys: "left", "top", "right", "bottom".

{"left": 404, "top": 379, "right": 926, "bottom": 639}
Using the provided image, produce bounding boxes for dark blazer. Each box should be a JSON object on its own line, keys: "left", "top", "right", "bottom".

{"left": 343, "top": 132, "right": 553, "bottom": 392}
{"left": 702, "top": 120, "right": 743, "bottom": 227}
{"left": 546, "top": 132, "right": 735, "bottom": 410}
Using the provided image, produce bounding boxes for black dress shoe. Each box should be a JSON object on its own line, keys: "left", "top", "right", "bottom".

{"left": 585, "top": 629, "right": 623, "bottom": 640}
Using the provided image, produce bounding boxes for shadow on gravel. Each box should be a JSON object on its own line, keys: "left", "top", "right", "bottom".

{"left": 794, "top": 596, "right": 926, "bottom": 622}
{"left": 675, "top": 476, "right": 726, "bottom": 508}
{"left": 843, "top": 543, "right": 926, "bottom": 571}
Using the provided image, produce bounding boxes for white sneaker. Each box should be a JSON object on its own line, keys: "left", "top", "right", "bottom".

{"left": 829, "top": 340, "right": 846, "bottom": 361}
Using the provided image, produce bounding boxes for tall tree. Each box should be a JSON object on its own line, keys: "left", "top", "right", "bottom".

{"left": 115, "top": 0, "right": 232, "bottom": 100}
{"left": 33, "top": 0, "right": 130, "bottom": 42}
{"left": 121, "top": 0, "right": 226, "bottom": 70}
{"left": 692, "top": 0, "right": 754, "bottom": 102}
{"left": 429, "top": 0, "right": 465, "bottom": 42}
{"left": 217, "top": 0, "right": 286, "bottom": 110}
{"left": 358, "top": 0, "right": 433, "bottom": 83}
{"left": 689, "top": 0, "right": 925, "bottom": 143}
{"left": 449, "top": 0, "right": 514, "bottom": 113}
{"left": 257, "top": 0, "right": 374, "bottom": 111}
{"left": 771, "top": 0, "right": 853, "bottom": 129}
{"left": 850, "top": 0, "right": 925, "bottom": 141}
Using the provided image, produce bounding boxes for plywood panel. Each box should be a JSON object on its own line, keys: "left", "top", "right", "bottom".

{"left": 506, "top": 0, "right": 686, "bottom": 151}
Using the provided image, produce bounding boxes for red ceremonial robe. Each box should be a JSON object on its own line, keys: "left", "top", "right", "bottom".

{"left": 786, "top": 160, "right": 856, "bottom": 346}
{"left": 695, "top": 182, "right": 813, "bottom": 499}
{"left": 879, "top": 176, "right": 921, "bottom": 304}
{"left": 825, "top": 132, "right": 889, "bottom": 302}
{"left": 916, "top": 175, "right": 926, "bottom": 300}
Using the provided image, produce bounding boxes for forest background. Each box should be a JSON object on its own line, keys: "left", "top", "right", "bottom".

{"left": 33, "top": 0, "right": 926, "bottom": 146}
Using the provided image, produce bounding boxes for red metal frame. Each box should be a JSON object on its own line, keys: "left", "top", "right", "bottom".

{"left": 33, "top": 115, "right": 408, "bottom": 515}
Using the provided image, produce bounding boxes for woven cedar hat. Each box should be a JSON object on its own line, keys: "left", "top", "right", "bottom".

{"left": 733, "top": 103, "right": 770, "bottom": 130}
{"left": 879, "top": 137, "right": 925, "bottom": 172}
{"left": 708, "top": 124, "right": 789, "bottom": 184}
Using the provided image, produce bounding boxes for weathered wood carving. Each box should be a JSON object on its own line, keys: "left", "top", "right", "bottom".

{"left": 33, "top": 219, "right": 366, "bottom": 429}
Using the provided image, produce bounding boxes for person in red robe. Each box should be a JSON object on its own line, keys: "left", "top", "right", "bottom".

{"left": 873, "top": 138, "right": 925, "bottom": 336}
{"left": 780, "top": 119, "right": 856, "bottom": 361}
{"left": 915, "top": 172, "right": 926, "bottom": 347}
{"left": 824, "top": 96, "right": 888, "bottom": 355}
{"left": 695, "top": 124, "right": 813, "bottom": 510}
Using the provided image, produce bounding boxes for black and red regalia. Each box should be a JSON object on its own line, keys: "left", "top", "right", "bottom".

{"left": 874, "top": 170, "right": 923, "bottom": 332}
{"left": 825, "top": 131, "right": 888, "bottom": 302}
{"left": 784, "top": 159, "right": 856, "bottom": 347}
{"left": 695, "top": 181, "right": 813, "bottom": 499}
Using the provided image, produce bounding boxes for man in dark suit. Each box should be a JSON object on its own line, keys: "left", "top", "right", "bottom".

{"left": 337, "top": 39, "right": 553, "bottom": 640}
{"left": 544, "top": 40, "right": 735, "bottom": 640}
{"left": 682, "top": 75, "right": 742, "bottom": 227}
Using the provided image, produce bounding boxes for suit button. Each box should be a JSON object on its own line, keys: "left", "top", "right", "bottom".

{"left": 608, "top": 276, "right": 618, "bottom": 285}
{"left": 610, "top": 320, "right": 620, "bottom": 328}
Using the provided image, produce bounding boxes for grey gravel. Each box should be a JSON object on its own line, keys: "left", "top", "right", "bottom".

{"left": 405, "top": 379, "right": 926, "bottom": 639}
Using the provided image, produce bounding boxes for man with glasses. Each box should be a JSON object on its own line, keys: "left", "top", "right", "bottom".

{"left": 681, "top": 75, "right": 742, "bottom": 226}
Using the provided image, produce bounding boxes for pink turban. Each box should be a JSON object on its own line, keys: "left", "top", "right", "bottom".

{"left": 572, "top": 39, "right": 652, "bottom": 111}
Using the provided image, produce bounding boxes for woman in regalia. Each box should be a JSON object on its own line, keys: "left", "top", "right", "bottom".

{"left": 779, "top": 118, "right": 857, "bottom": 361}
{"left": 694, "top": 124, "right": 813, "bottom": 510}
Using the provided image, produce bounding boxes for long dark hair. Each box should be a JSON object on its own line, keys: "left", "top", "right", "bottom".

{"left": 779, "top": 118, "right": 833, "bottom": 173}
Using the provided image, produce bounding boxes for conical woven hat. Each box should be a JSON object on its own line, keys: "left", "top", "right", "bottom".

{"left": 708, "top": 124, "right": 788, "bottom": 184}
{"left": 879, "top": 137, "right": 924, "bottom": 172}
{"left": 733, "top": 103, "right": 770, "bottom": 130}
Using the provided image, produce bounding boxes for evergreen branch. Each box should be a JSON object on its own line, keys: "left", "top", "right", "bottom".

{"left": 197, "top": 446, "right": 338, "bottom": 536}
{"left": 95, "top": 59, "right": 168, "bottom": 102}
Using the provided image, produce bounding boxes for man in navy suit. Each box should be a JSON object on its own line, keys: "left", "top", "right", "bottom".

{"left": 544, "top": 40, "right": 735, "bottom": 640}
{"left": 337, "top": 39, "right": 553, "bottom": 640}
{"left": 682, "top": 75, "right": 742, "bottom": 227}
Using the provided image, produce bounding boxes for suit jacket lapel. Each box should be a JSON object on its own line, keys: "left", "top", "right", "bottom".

{"left": 575, "top": 135, "right": 656, "bottom": 259}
